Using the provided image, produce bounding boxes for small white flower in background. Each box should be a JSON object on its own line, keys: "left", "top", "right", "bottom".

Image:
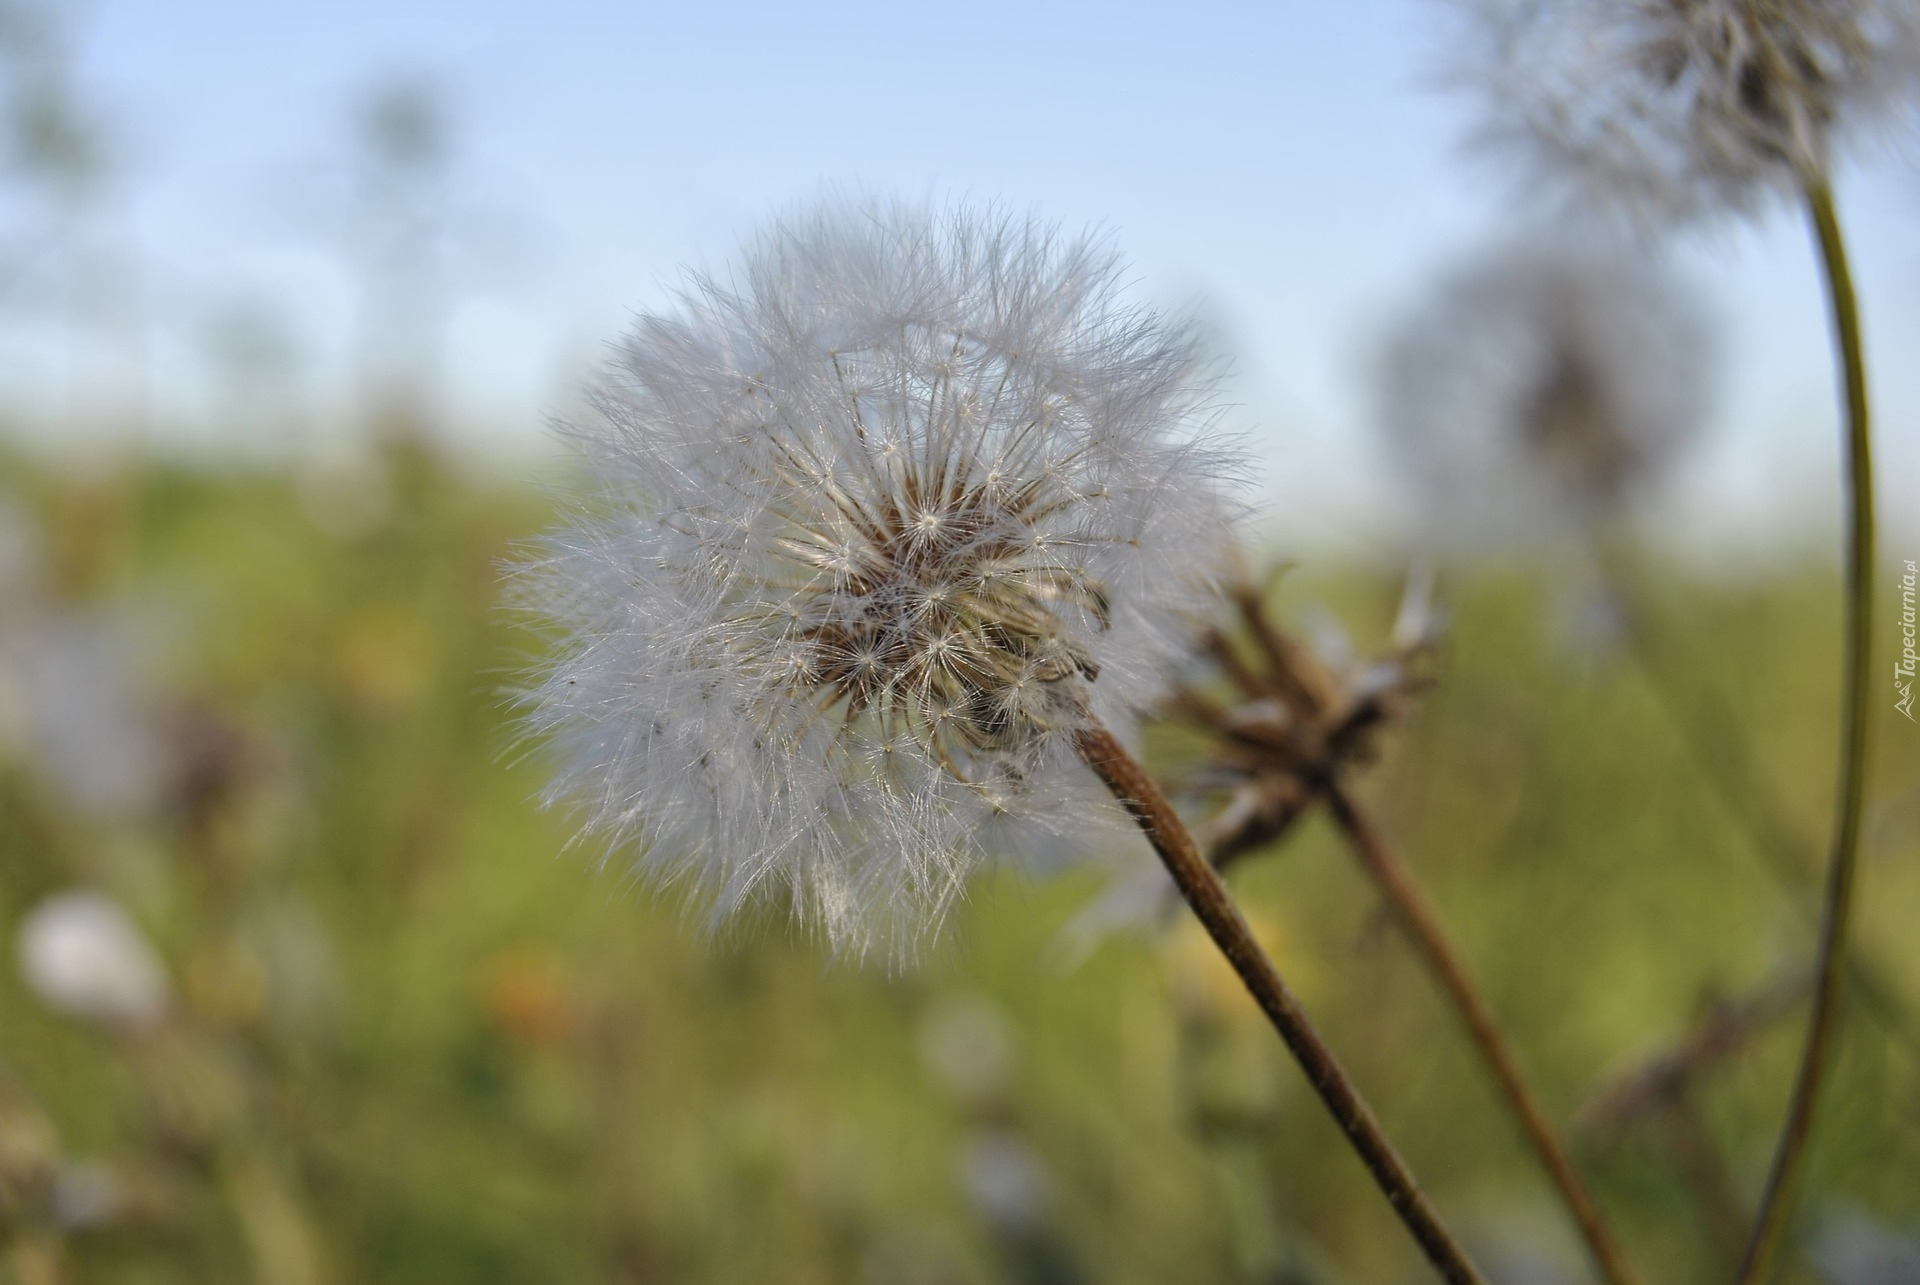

{"left": 16, "top": 618, "right": 166, "bottom": 818}
{"left": 0, "top": 499, "right": 37, "bottom": 609}
{"left": 0, "top": 499, "right": 168, "bottom": 817}
{"left": 959, "top": 1129, "right": 1052, "bottom": 1232}
{"left": 51, "top": 1163, "right": 126, "bottom": 1231}
{"left": 1443, "top": 0, "right": 1920, "bottom": 221}
{"left": 1376, "top": 241, "right": 1715, "bottom": 548}
{"left": 516, "top": 199, "right": 1240, "bottom": 956}
{"left": 1810, "top": 1205, "right": 1920, "bottom": 1285}
{"left": 0, "top": 500, "right": 41, "bottom": 758}
{"left": 917, "top": 995, "right": 1018, "bottom": 1108}
{"left": 17, "top": 891, "right": 171, "bottom": 1033}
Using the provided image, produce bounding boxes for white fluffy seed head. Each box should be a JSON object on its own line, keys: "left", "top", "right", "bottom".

{"left": 515, "top": 199, "right": 1242, "bottom": 958}
{"left": 1376, "top": 241, "right": 1716, "bottom": 547}
{"left": 1443, "top": 0, "right": 1920, "bottom": 221}
{"left": 17, "top": 891, "right": 170, "bottom": 1033}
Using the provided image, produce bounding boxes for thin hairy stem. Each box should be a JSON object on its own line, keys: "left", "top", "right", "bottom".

{"left": 1737, "top": 178, "right": 1876, "bottom": 1285}
{"left": 1321, "top": 783, "right": 1643, "bottom": 1285}
{"left": 1073, "top": 720, "right": 1486, "bottom": 1285}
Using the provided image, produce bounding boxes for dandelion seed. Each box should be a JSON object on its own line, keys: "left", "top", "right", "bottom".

{"left": 515, "top": 199, "right": 1239, "bottom": 957}
{"left": 1376, "top": 241, "right": 1715, "bottom": 547}
{"left": 1444, "top": 0, "right": 1920, "bottom": 221}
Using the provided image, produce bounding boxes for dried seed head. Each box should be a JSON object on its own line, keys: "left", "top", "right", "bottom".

{"left": 1443, "top": 0, "right": 1920, "bottom": 220}
{"left": 516, "top": 199, "right": 1241, "bottom": 956}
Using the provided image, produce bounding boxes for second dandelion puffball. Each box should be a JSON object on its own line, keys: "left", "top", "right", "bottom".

{"left": 1445, "top": 0, "right": 1920, "bottom": 220}
{"left": 1376, "top": 241, "right": 1715, "bottom": 546}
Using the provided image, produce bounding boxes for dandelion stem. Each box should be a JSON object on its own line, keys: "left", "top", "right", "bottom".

{"left": 1320, "top": 782, "right": 1644, "bottom": 1285}
{"left": 1073, "top": 721, "right": 1486, "bottom": 1285}
{"left": 1737, "top": 177, "right": 1875, "bottom": 1285}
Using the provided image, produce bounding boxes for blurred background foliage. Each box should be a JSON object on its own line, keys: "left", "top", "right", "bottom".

{"left": 0, "top": 443, "right": 1915, "bottom": 1284}
{"left": 0, "top": 0, "right": 1917, "bottom": 1281}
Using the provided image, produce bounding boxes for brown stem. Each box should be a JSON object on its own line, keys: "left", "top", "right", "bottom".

{"left": 1320, "top": 783, "right": 1644, "bottom": 1285}
{"left": 1228, "top": 584, "right": 1335, "bottom": 718}
{"left": 1204, "top": 630, "right": 1271, "bottom": 704}
{"left": 1073, "top": 721, "right": 1485, "bottom": 1285}
{"left": 1209, "top": 792, "right": 1311, "bottom": 875}
{"left": 1737, "top": 176, "right": 1876, "bottom": 1285}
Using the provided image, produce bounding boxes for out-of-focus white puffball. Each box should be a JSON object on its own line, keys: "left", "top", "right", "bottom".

{"left": 16, "top": 891, "right": 171, "bottom": 1033}
{"left": 959, "top": 1129, "right": 1051, "bottom": 1232}
{"left": 917, "top": 995, "right": 1017, "bottom": 1108}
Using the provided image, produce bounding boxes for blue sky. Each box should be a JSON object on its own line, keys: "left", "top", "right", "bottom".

{"left": 10, "top": 0, "right": 1919, "bottom": 552}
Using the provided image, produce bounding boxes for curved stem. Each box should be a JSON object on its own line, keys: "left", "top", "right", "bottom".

{"left": 1074, "top": 721, "right": 1486, "bottom": 1285}
{"left": 1737, "top": 178, "right": 1875, "bottom": 1285}
{"left": 1321, "top": 783, "right": 1644, "bottom": 1285}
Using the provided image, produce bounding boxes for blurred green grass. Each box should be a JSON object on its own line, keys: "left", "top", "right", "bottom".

{"left": 1, "top": 446, "right": 1915, "bottom": 1284}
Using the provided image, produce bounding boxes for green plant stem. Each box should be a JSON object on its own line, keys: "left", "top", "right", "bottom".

{"left": 1737, "top": 177, "right": 1876, "bottom": 1285}
{"left": 1321, "top": 783, "right": 1644, "bottom": 1285}
{"left": 1074, "top": 721, "right": 1486, "bottom": 1285}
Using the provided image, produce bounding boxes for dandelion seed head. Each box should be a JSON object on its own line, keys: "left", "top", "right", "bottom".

{"left": 1445, "top": 0, "right": 1920, "bottom": 221}
{"left": 516, "top": 199, "right": 1240, "bottom": 957}
{"left": 1376, "top": 241, "right": 1715, "bottom": 547}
